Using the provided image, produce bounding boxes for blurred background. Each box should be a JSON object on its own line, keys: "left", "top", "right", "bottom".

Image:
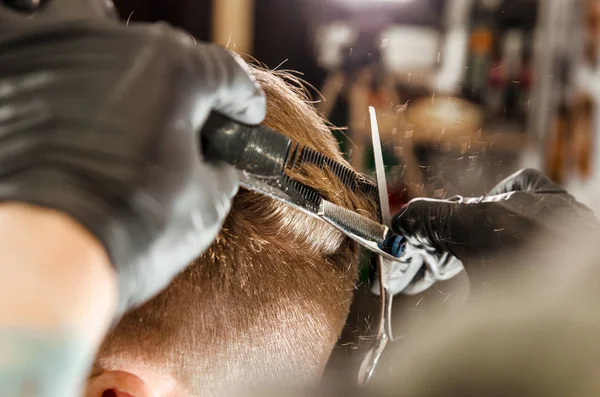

{"left": 113, "top": 0, "right": 600, "bottom": 211}
{"left": 112, "top": 0, "right": 600, "bottom": 378}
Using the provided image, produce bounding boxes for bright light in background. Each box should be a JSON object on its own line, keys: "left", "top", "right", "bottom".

{"left": 381, "top": 26, "right": 440, "bottom": 73}
{"left": 433, "top": 29, "right": 468, "bottom": 95}
{"left": 315, "top": 22, "right": 359, "bottom": 69}
{"left": 328, "top": 0, "right": 415, "bottom": 8}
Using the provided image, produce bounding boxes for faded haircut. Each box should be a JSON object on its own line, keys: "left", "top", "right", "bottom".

{"left": 94, "top": 66, "right": 377, "bottom": 394}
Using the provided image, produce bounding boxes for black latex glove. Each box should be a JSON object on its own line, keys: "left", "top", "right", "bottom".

{"left": 393, "top": 169, "right": 599, "bottom": 276}
{"left": 0, "top": 0, "right": 266, "bottom": 316}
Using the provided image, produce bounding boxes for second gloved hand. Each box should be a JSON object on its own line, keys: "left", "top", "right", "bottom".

{"left": 393, "top": 169, "right": 599, "bottom": 278}
{"left": 0, "top": 0, "right": 266, "bottom": 317}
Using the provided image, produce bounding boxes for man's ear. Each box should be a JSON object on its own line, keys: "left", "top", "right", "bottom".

{"left": 85, "top": 370, "right": 152, "bottom": 397}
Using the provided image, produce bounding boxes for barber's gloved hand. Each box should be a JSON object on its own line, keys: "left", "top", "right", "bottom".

{"left": 393, "top": 169, "right": 599, "bottom": 278}
{"left": 0, "top": 0, "right": 266, "bottom": 316}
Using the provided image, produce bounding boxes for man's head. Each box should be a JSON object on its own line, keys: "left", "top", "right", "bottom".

{"left": 86, "top": 66, "right": 376, "bottom": 397}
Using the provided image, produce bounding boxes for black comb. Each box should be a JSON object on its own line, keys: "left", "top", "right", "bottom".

{"left": 201, "top": 112, "right": 379, "bottom": 204}
{"left": 201, "top": 112, "right": 291, "bottom": 177}
{"left": 288, "top": 145, "right": 379, "bottom": 204}
{"left": 281, "top": 174, "right": 322, "bottom": 213}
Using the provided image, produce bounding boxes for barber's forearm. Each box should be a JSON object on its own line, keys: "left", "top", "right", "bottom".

{"left": 0, "top": 203, "right": 117, "bottom": 396}
{"left": 0, "top": 203, "right": 117, "bottom": 338}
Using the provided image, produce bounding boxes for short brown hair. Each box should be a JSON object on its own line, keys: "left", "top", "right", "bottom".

{"left": 94, "top": 66, "right": 376, "bottom": 394}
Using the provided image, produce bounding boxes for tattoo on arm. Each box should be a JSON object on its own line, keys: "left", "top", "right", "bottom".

{"left": 0, "top": 329, "right": 92, "bottom": 397}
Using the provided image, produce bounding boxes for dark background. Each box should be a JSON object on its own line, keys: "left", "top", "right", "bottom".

{"left": 113, "top": 0, "right": 326, "bottom": 88}
{"left": 113, "top": 0, "right": 538, "bottom": 92}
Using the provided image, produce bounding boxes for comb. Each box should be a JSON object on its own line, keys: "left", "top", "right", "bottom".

{"left": 238, "top": 171, "right": 391, "bottom": 250}
{"left": 202, "top": 112, "right": 379, "bottom": 202}
{"left": 201, "top": 113, "right": 291, "bottom": 177}
{"left": 281, "top": 174, "right": 322, "bottom": 213}
{"left": 201, "top": 112, "right": 402, "bottom": 259}
{"left": 287, "top": 145, "right": 379, "bottom": 203}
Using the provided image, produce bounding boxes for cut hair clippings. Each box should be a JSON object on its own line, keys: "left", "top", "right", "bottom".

{"left": 200, "top": 107, "right": 464, "bottom": 385}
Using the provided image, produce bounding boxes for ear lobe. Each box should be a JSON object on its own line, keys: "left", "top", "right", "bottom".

{"left": 100, "top": 391, "right": 132, "bottom": 397}
{"left": 85, "top": 370, "right": 151, "bottom": 397}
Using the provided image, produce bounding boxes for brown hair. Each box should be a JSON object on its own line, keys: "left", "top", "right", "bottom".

{"left": 94, "top": 66, "right": 377, "bottom": 393}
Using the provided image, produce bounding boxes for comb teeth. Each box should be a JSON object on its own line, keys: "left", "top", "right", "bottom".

{"left": 281, "top": 175, "right": 322, "bottom": 212}
{"left": 361, "top": 181, "right": 379, "bottom": 202}
{"left": 286, "top": 145, "right": 379, "bottom": 204}
{"left": 296, "top": 147, "right": 358, "bottom": 187}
